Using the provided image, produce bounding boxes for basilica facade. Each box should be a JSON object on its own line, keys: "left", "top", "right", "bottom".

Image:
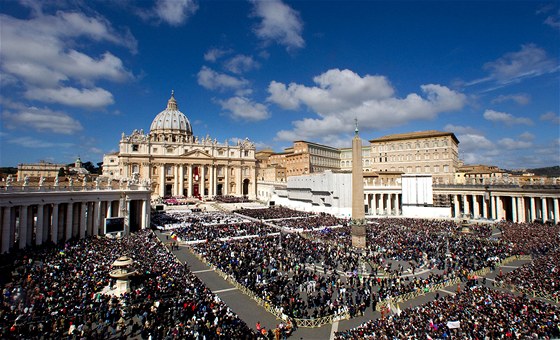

{"left": 103, "top": 92, "right": 257, "bottom": 199}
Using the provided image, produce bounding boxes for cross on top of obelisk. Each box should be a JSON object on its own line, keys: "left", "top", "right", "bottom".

{"left": 354, "top": 118, "right": 359, "bottom": 136}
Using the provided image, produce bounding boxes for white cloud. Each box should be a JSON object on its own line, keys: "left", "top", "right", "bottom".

{"left": 268, "top": 68, "right": 466, "bottom": 141}
{"left": 498, "top": 138, "right": 533, "bottom": 150}
{"left": 224, "top": 54, "right": 260, "bottom": 74}
{"left": 483, "top": 109, "right": 533, "bottom": 125}
{"left": 3, "top": 105, "right": 83, "bottom": 134}
{"left": 491, "top": 93, "right": 530, "bottom": 105}
{"left": 443, "top": 124, "right": 480, "bottom": 135}
{"left": 155, "top": 0, "right": 198, "bottom": 26}
{"left": 204, "top": 48, "right": 231, "bottom": 62}
{"left": 218, "top": 96, "right": 270, "bottom": 121}
{"left": 25, "top": 87, "right": 114, "bottom": 109}
{"left": 197, "top": 66, "right": 251, "bottom": 95}
{"left": 250, "top": 0, "right": 304, "bottom": 51}
{"left": 456, "top": 133, "right": 496, "bottom": 165}
{"left": 540, "top": 111, "right": 560, "bottom": 124}
{"left": 0, "top": 5, "right": 134, "bottom": 109}
{"left": 519, "top": 132, "right": 535, "bottom": 141}
{"left": 482, "top": 44, "right": 559, "bottom": 85}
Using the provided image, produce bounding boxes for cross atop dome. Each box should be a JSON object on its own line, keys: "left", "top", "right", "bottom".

{"left": 167, "top": 90, "right": 178, "bottom": 110}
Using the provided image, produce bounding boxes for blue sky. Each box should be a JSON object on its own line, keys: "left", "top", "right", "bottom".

{"left": 1, "top": 0, "right": 559, "bottom": 170}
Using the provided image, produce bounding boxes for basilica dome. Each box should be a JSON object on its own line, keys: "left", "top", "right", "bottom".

{"left": 149, "top": 91, "right": 193, "bottom": 136}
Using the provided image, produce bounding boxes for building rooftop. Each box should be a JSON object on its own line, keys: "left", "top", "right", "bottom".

{"left": 369, "top": 130, "right": 459, "bottom": 144}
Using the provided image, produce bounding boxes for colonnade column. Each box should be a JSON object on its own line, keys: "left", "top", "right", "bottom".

{"left": 142, "top": 200, "right": 149, "bottom": 229}
{"left": 541, "top": 197, "right": 548, "bottom": 222}
{"left": 519, "top": 197, "right": 526, "bottom": 223}
{"left": 87, "top": 202, "right": 94, "bottom": 236}
{"left": 65, "top": 203, "right": 73, "bottom": 241}
{"left": 463, "top": 195, "right": 470, "bottom": 217}
{"left": 530, "top": 197, "right": 536, "bottom": 222}
{"left": 497, "top": 196, "right": 504, "bottom": 220}
{"left": 371, "top": 194, "right": 376, "bottom": 215}
{"left": 454, "top": 195, "right": 460, "bottom": 218}
{"left": 79, "top": 202, "right": 87, "bottom": 239}
{"left": 491, "top": 196, "right": 496, "bottom": 220}
{"left": 378, "top": 194, "right": 383, "bottom": 215}
{"left": 159, "top": 164, "right": 165, "bottom": 197}
{"left": 51, "top": 204, "right": 59, "bottom": 243}
{"left": 511, "top": 197, "right": 518, "bottom": 223}
{"left": 553, "top": 198, "right": 559, "bottom": 225}
{"left": 188, "top": 164, "right": 193, "bottom": 197}
{"left": 19, "top": 205, "right": 28, "bottom": 249}
{"left": 2, "top": 207, "right": 12, "bottom": 253}
{"left": 94, "top": 201, "right": 102, "bottom": 236}
{"left": 36, "top": 204, "right": 44, "bottom": 246}
{"left": 386, "top": 194, "right": 392, "bottom": 215}
{"left": 482, "top": 195, "right": 488, "bottom": 219}
{"left": 473, "top": 195, "right": 480, "bottom": 218}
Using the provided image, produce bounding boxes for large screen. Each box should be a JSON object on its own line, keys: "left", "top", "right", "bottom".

{"left": 105, "top": 217, "right": 125, "bottom": 234}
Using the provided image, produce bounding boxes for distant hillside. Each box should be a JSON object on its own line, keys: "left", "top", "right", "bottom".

{"left": 507, "top": 166, "right": 560, "bottom": 177}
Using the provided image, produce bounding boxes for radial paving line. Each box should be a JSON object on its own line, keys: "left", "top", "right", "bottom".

{"left": 329, "top": 320, "right": 339, "bottom": 340}
{"left": 438, "top": 288, "right": 456, "bottom": 296}
{"left": 213, "top": 287, "right": 238, "bottom": 293}
{"left": 192, "top": 269, "right": 214, "bottom": 273}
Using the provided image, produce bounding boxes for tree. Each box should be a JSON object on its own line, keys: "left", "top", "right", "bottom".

{"left": 58, "top": 167, "right": 66, "bottom": 177}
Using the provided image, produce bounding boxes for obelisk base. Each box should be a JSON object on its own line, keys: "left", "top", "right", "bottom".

{"left": 351, "top": 221, "right": 366, "bottom": 249}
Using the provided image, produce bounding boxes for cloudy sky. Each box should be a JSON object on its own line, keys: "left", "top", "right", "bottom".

{"left": 1, "top": 0, "right": 558, "bottom": 170}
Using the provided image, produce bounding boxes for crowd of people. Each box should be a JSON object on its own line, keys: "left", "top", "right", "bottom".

{"left": 3, "top": 203, "right": 559, "bottom": 338}
{"left": 214, "top": 195, "right": 251, "bottom": 203}
{"left": 497, "top": 221, "right": 560, "bottom": 255}
{"left": 0, "top": 231, "right": 258, "bottom": 339}
{"left": 233, "top": 207, "right": 314, "bottom": 220}
{"left": 272, "top": 214, "right": 349, "bottom": 231}
{"left": 496, "top": 250, "right": 560, "bottom": 301}
{"left": 193, "top": 233, "right": 375, "bottom": 320}
{"left": 335, "top": 286, "right": 560, "bottom": 339}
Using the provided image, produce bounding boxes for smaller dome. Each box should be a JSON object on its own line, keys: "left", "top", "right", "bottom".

{"left": 149, "top": 91, "right": 193, "bottom": 136}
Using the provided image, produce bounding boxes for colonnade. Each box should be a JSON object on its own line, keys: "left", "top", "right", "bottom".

{"left": 157, "top": 163, "right": 254, "bottom": 198}
{"left": 449, "top": 193, "right": 560, "bottom": 224}
{"left": 0, "top": 191, "right": 151, "bottom": 254}
{"left": 366, "top": 192, "right": 402, "bottom": 216}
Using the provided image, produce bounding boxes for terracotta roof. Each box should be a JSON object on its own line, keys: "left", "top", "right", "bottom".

{"left": 369, "top": 130, "right": 459, "bottom": 144}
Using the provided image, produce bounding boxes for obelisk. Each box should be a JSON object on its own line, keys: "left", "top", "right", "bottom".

{"left": 351, "top": 119, "right": 366, "bottom": 249}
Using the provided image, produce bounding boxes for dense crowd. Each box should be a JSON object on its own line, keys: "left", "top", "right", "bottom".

{"left": 272, "top": 214, "right": 349, "bottom": 231}
{"left": 215, "top": 195, "right": 251, "bottom": 203}
{"left": 193, "top": 234, "right": 375, "bottom": 320}
{"left": 0, "top": 231, "right": 257, "bottom": 339}
{"left": 173, "top": 221, "right": 277, "bottom": 242}
{"left": 335, "top": 286, "right": 560, "bottom": 339}
{"left": 307, "top": 218, "right": 510, "bottom": 276}
{"left": 497, "top": 221, "right": 560, "bottom": 255}
{"left": 234, "top": 207, "right": 314, "bottom": 220}
{"left": 496, "top": 250, "right": 560, "bottom": 301}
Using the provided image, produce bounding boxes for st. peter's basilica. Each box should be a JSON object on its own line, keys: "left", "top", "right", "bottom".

{"left": 103, "top": 92, "right": 257, "bottom": 199}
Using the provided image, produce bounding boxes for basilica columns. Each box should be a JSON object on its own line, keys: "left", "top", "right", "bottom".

{"left": 159, "top": 164, "right": 165, "bottom": 197}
